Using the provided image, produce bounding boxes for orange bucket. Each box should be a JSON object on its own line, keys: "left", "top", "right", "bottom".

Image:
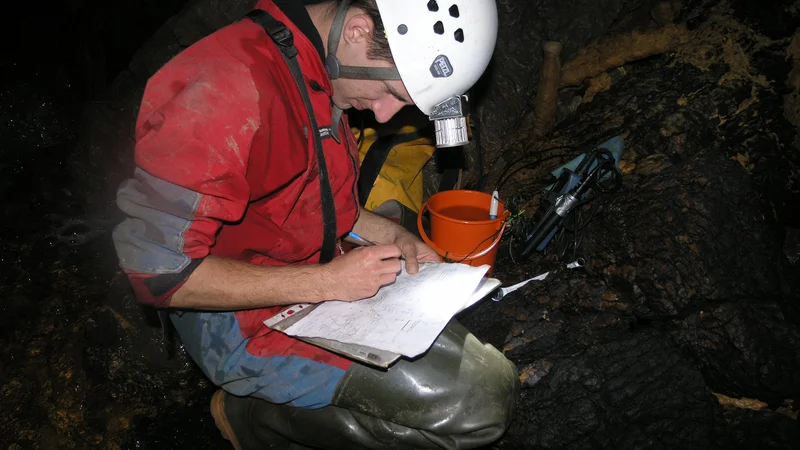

{"left": 417, "top": 190, "right": 509, "bottom": 274}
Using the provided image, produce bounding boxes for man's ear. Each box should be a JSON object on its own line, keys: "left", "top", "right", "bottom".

{"left": 342, "top": 13, "right": 373, "bottom": 46}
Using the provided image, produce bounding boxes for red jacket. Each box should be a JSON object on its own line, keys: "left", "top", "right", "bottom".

{"left": 113, "top": 0, "right": 360, "bottom": 321}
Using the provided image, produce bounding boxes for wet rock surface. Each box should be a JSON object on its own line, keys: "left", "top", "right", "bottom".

{"left": 475, "top": 0, "right": 654, "bottom": 155}
{"left": 0, "top": 117, "right": 226, "bottom": 448}
{"left": 461, "top": 0, "right": 800, "bottom": 447}
{"left": 3, "top": 0, "right": 800, "bottom": 448}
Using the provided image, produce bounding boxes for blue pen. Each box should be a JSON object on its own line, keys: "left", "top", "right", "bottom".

{"left": 349, "top": 231, "right": 407, "bottom": 261}
{"left": 348, "top": 231, "right": 376, "bottom": 247}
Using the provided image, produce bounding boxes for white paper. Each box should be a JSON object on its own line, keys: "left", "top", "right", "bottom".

{"left": 282, "top": 262, "right": 489, "bottom": 357}
{"left": 494, "top": 271, "right": 549, "bottom": 300}
{"left": 462, "top": 277, "right": 503, "bottom": 310}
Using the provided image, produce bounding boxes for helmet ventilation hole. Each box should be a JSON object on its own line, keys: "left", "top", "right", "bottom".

{"left": 454, "top": 28, "right": 464, "bottom": 42}
{"left": 433, "top": 21, "right": 445, "bottom": 35}
{"left": 427, "top": 0, "right": 439, "bottom": 12}
{"left": 449, "top": 5, "right": 460, "bottom": 17}
{"left": 398, "top": 24, "right": 408, "bottom": 35}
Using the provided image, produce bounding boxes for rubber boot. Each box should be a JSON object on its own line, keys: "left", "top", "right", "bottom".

{"left": 214, "top": 320, "right": 520, "bottom": 450}
{"left": 211, "top": 389, "right": 312, "bottom": 450}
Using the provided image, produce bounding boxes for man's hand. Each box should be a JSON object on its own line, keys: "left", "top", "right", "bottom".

{"left": 323, "top": 244, "right": 403, "bottom": 301}
{"left": 350, "top": 208, "right": 441, "bottom": 276}
{"left": 394, "top": 231, "right": 442, "bottom": 275}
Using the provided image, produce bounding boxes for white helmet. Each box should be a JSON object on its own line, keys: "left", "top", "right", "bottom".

{"left": 325, "top": 0, "right": 499, "bottom": 147}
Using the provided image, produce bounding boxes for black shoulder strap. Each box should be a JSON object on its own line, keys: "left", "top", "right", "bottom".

{"left": 358, "top": 130, "right": 424, "bottom": 207}
{"left": 246, "top": 10, "right": 338, "bottom": 264}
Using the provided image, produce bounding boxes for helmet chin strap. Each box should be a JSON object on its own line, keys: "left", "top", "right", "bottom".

{"left": 325, "top": 0, "right": 401, "bottom": 81}
{"left": 325, "top": 0, "right": 402, "bottom": 142}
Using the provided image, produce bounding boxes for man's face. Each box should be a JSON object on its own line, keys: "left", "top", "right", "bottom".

{"left": 331, "top": 74, "right": 412, "bottom": 124}
{"left": 330, "top": 13, "right": 414, "bottom": 123}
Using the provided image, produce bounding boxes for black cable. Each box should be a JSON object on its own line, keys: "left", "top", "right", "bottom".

{"left": 494, "top": 126, "right": 628, "bottom": 193}
{"left": 574, "top": 203, "right": 604, "bottom": 232}
{"left": 560, "top": 198, "right": 601, "bottom": 233}
{"left": 507, "top": 175, "right": 563, "bottom": 195}
{"left": 497, "top": 153, "right": 574, "bottom": 191}
{"left": 356, "top": 114, "right": 366, "bottom": 151}
{"left": 473, "top": 118, "right": 486, "bottom": 191}
{"left": 550, "top": 208, "right": 577, "bottom": 258}
{"left": 445, "top": 228, "right": 501, "bottom": 264}
{"left": 494, "top": 145, "right": 576, "bottom": 190}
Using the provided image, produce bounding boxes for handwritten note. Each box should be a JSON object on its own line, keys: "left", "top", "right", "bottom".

{"left": 281, "top": 263, "right": 490, "bottom": 357}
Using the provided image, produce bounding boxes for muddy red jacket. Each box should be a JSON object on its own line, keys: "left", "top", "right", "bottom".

{"left": 113, "top": 0, "right": 360, "bottom": 318}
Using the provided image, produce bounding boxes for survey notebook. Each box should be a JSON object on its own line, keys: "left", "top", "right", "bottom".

{"left": 264, "top": 263, "right": 501, "bottom": 368}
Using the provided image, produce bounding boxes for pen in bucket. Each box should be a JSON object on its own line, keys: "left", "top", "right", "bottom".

{"left": 489, "top": 190, "right": 499, "bottom": 220}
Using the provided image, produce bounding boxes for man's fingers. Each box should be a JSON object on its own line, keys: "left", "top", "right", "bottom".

{"left": 365, "top": 244, "right": 403, "bottom": 260}
{"left": 379, "top": 257, "right": 403, "bottom": 275}
{"left": 418, "top": 252, "right": 443, "bottom": 263}
{"left": 404, "top": 252, "right": 420, "bottom": 274}
{"left": 405, "top": 258, "right": 420, "bottom": 274}
{"left": 397, "top": 242, "right": 418, "bottom": 274}
{"left": 415, "top": 243, "right": 442, "bottom": 263}
{"left": 379, "top": 272, "right": 398, "bottom": 286}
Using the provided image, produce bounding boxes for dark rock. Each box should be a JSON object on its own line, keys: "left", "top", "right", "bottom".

{"left": 469, "top": 0, "right": 655, "bottom": 183}
{"left": 462, "top": 0, "right": 800, "bottom": 447}
{"left": 582, "top": 150, "right": 784, "bottom": 319}
{"left": 462, "top": 302, "right": 717, "bottom": 449}
{"left": 671, "top": 302, "right": 800, "bottom": 405}
{"left": 784, "top": 227, "right": 800, "bottom": 264}
{"left": 716, "top": 407, "right": 800, "bottom": 449}
{"left": 489, "top": 0, "right": 799, "bottom": 320}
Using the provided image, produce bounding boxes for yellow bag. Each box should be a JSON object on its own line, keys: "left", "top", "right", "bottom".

{"left": 353, "top": 125, "right": 436, "bottom": 213}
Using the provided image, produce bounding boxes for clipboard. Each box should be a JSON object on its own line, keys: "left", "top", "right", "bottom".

{"left": 264, "top": 277, "right": 502, "bottom": 368}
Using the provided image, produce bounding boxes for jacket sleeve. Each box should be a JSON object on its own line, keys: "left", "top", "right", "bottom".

{"left": 112, "top": 60, "right": 261, "bottom": 308}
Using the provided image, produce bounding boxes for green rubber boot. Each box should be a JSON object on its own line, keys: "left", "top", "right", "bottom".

{"left": 212, "top": 320, "right": 520, "bottom": 450}
{"left": 211, "top": 389, "right": 312, "bottom": 450}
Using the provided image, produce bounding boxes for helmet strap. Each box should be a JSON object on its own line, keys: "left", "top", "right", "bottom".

{"left": 330, "top": 105, "right": 344, "bottom": 143}
{"left": 325, "top": 0, "right": 401, "bottom": 81}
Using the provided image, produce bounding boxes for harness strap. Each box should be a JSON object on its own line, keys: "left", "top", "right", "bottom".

{"left": 246, "top": 9, "right": 338, "bottom": 264}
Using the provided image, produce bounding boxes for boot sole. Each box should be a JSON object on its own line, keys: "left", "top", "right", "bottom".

{"left": 210, "top": 390, "right": 243, "bottom": 450}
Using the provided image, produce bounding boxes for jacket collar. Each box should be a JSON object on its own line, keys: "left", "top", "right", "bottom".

{"left": 267, "top": 0, "right": 326, "bottom": 63}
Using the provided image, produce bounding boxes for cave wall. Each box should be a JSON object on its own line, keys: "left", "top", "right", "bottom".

{"left": 458, "top": 0, "right": 800, "bottom": 446}
{"left": 474, "top": 0, "right": 655, "bottom": 156}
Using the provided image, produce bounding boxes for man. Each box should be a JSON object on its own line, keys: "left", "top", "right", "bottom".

{"left": 113, "top": 0, "right": 519, "bottom": 448}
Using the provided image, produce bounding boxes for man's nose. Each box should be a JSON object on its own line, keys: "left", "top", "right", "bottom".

{"left": 372, "top": 97, "right": 405, "bottom": 123}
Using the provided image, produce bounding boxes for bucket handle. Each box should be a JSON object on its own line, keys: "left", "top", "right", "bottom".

{"left": 417, "top": 202, "right": 510, "bottom": 262}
